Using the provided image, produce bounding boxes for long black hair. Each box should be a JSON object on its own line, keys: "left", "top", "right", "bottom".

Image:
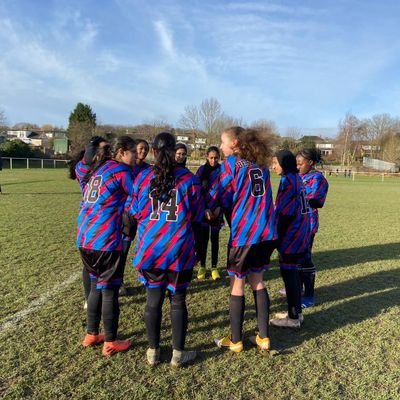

{"left": 83, "top": 136, "right": 112, "bottom": 184}
{"left": 67, "top": 149, "right": 85, "bottom": 180}
{"left": 150, "top": 132, "right": 176, "bottom": 203}
{"left": 200, "top": 146, "right": 220, "bottom": 189}
{"left": 112, "top": 135, "right": 136, "bottom": 159}
{"left": 274, "top": 150, "right": 297, "bottom": 175}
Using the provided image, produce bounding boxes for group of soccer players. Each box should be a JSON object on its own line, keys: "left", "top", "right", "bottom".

{"left": 72, "top": 127, "right": 328, "bottom": 365}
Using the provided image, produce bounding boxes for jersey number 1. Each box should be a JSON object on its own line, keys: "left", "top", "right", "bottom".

{"left": 149, "top": 190, "right": 178, "bottom": 221}
{"left": 300, "top": 189, "right": 311, "bottom": 214}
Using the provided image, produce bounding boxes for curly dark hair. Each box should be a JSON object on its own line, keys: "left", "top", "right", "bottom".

{"left": 150, "top": 132, "right": 176, "bottom": 203}
{"left": 224, "top": 126, "right": 273, "bottom": 167}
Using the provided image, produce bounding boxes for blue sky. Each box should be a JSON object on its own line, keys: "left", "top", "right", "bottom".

{"left": 1, "top": 0, "right": 400, "bottom": 136}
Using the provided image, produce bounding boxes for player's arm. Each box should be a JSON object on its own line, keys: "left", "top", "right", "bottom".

{"left": 308, "top": 175, "right": 329, "bottom": 208}
{"left": 275, "top": 177, "right": 296, "bottom": 238}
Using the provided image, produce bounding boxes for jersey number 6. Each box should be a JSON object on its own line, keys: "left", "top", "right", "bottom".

{"left": 249, "top": 168, "right": 265, "bottom": 197}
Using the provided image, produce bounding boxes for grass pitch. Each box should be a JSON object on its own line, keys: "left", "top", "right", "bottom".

{"left": 0, "top": 169, "right": 399, "bottom": 400}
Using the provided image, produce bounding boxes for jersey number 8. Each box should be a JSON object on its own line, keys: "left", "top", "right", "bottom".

{"left": 85, "top": 175, "right": 102, "bottom": 203}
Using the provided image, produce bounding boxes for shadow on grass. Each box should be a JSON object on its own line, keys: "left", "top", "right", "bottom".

{"left": 271, "top": 267, "right": 400, "bottom": 353}
{"left": 314, "top": 242, "right": 400, "bottom": 271}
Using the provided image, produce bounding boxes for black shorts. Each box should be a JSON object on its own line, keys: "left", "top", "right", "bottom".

{"left": 227, "top": 241, "right": 275, "bottom": 278}
{"left": 138, "top": 269, "right": 193, "bottom": 293}
{"left": 79, "top": 248, "right": 123, "bottom": 289}
{"left": 279, "top": 252, "right": 307, "bottom": 269}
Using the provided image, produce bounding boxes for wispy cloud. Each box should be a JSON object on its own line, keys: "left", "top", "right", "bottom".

{"left": 1, "top": 0, "right": 400, "bottom": 132}
{"left": 154, "top": 20, "right": 176, "bottom": 58}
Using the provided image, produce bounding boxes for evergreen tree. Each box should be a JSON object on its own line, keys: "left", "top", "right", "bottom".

{"left": 67, "top": 103, "right": 96, "bottom": 153}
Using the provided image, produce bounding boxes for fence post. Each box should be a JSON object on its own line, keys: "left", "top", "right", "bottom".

{"left": 54, "top": 159, "right": 56, "bottom": 168}
{"left": 41, "top": 159, "right": 44, "bottom": 168}
{"left": 10, "top": 158, "right": 13, "bottom": 169}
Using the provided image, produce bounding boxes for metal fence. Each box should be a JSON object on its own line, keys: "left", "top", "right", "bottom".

{"left": 363, "top": 157, "right": 398, "bottom": 173}
{"left": 0, "top": 157, "right": 69, "bottom": 169}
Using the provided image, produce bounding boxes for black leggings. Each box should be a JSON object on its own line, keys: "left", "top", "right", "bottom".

{"left": 300, "top": 235, "right": 316, "bottom": 297}
{"left": 198, "top": 226, "right": 220, "bottom": 268}
{"left": 87, "top": 279, "right": 120, "bottom": 342}
{"left": 82, "top": 266, "right": 91, "bottom": 301}
{"left": 144, "top": 287, "right": 188, "bottom": 350}
{"left": 280, "top": 269, "right": 301, "bottom": 318}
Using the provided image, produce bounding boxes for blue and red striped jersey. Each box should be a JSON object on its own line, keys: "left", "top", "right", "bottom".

{"left": 133, "top": 161, "right": 151, "bottom": 176}
{"left": 129, "top": 166, "right": 204, "bottom": 271}
{"left": 209, "top": 155, "right": 276, "bottom": 247}
{"left": 300, "top": 170, "right": 329, "bottom": 235}
{"left": 76, "top": 160, "right": 135, "bottom": 251}
{"left": 275, "top": 172, "right": 310, "bottom": 255}
{"left": 75, "top": 160, "right": 90, "bottom": 194}
{"left": 195, "top": 163, "right": 224, "bottom": 230}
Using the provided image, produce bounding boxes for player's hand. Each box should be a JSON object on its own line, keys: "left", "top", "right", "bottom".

{"left": 205, "top": 209, "right": 215, "bottom": 221}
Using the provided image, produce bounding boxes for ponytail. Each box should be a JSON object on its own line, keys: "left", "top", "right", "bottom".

{"left": 150, "top": 132, "right": 176, "bottom": 203}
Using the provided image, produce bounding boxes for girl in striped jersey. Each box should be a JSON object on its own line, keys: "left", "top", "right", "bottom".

{"left": 77, "top": 136, "right": 136, "bottom": 356}
{"left": 195, "top": 146, "right": 223, "bottom": 281}
{"left": 213, "top": 127, "right": 276, "bottom": 352}
{"left": 270, "top": 150, "right": 310, "bottom": 328}
{"left": 128, "top": 132, "right": 204, "bottom": 367}
{"left": 69, "top": 137, "right": 108, "bottom": 307}
{"left": 119, "top": 139, "right": 151, "bottom": 297}
{"left": 296, "top": 148, "right": 329, "bottom": 308}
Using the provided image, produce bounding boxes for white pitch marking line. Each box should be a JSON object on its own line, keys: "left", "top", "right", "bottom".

{"left": 0, "top": 271, "right": 81, "bottom": 335}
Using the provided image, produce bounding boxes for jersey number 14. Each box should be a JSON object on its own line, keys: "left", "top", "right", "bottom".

{"left": 149, "top": 190, "right": 178, "bottom": 221}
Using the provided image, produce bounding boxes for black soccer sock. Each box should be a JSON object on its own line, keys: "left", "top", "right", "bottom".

{"left": 211, "top": 229, "right": 220, "bottom": 267}
{"left": 301, "top": 268, "right": 316, "bottom": 298}
{"left": 144, "top": 288, "right": 166, "bottom": 349}
{"left": 253, "top": 289, "right": 270, "bottom": 339}
{"left": 230, "top": 295, "right": 245, "bottom": 343}
{"left": 87, "top": 279, "right": 102, "bottom": 335}
{"left": 82, "top": 266, "right": 91, "bottom": 301}
{"left": 102, "top": 287, "right": 120, "bottom": 342}
{"left": 170, "top": 289, "right": 188, "bottom": 351}
{"left": 280, "top": 269, "right": 301, "bottom": 319}
{"left": 199, "top": 226, "right": 210, "bottom": 267}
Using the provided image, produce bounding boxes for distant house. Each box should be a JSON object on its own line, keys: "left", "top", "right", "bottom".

{"left": 176, "top": 135, "right": 190, "bottom": 142}
{"left": 194, "top": 137, "right": 207, "bottom": 150}
{"left": 53, "top": 137, "right": 69, "bottom": 154}
{"left": 7, "top": 129, "right": 41, "bottom": 145}
{"left": 299, "top": 135, "right": 335, "bottom": 156}
{"left": 43, "top": 130, "right": 67, "bottom": 139}
{"left": 0, "top": 131, "right": 7, "bottom": 144}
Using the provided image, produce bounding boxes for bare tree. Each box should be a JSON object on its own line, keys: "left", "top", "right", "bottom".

{"left": 0, "top": 109, "right": 8, "bottom": 130}
{"left": 336, "top": 113, "right": 365, "bottom": 166}
{"left": 199, "top": 98, "right": 223, "bottom": 145}
{"left": 12, "top": 122, "right": 39, "bottom": 130}
{"left": 285, "top": 126, "right": 302, "bottom": 140}
{"left": 363, "top": 113, "right": 394, "bottom": 158}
